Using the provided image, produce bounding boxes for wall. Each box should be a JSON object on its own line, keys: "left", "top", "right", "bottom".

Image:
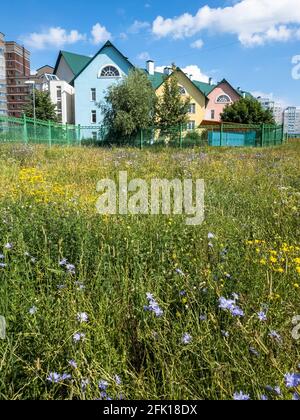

{"left": 155, "top": 70, "right": 206, "bottom": 128}
{"left": 56, "top": 56, "right": 74, "bottom": 85}
{"left": 205, "top": 82, "right": 241, "bottom": 121}
{"left": 49, "top": 80, "right": 75, "bottom": 125}
{"left": 74, "top": 45, "right": 132, "bottom": 126}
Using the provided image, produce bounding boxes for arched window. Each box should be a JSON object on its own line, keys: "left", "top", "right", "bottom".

{"left": 100, "top": 65, "right": 120, "bottom": 78}
{"left": 179, "top": 86, "right": 187, "bottom": 95}
{"left": 216, "top": 94, "right": 231, "bottom": 104}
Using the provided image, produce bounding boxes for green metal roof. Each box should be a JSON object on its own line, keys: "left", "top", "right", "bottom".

{"left": 193, "top": 80, "right": 216, "bottom": 96}
{"left": 54, "top": 51, "right": 91, "bottom": 76}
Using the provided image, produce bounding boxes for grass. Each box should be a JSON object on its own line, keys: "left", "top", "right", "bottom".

{"left": 0, "top": 140, "right": 300, "bottom": 400}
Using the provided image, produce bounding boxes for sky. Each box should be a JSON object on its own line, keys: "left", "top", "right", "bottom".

{"left": 1, "top": 0, "right": 300, "bottom": 107}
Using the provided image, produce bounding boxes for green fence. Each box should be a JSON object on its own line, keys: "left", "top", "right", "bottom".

{"left": 0, "top": 115, "right": 285, "bottom": 148}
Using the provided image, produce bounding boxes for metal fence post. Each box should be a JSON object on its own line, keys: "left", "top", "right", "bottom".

{"left": 261, "top": 123, "right": 265, "bottom": 147}
{"left": 48, "top": 121, "right": 52, "bottom": 147}
{"left": 77, "top": 124, "right": 81, "bottom": 146}
{"left": 23, "top": 114, "right": 28, "bottom": 144}
{"left": 180, "top": 124, "right": 183, "bottom": 148}
{"left": 220, "top": 123, "right": 223, "bottom": 146}
{"left": 140, "top": 128, "right": 144, "bottom": 150}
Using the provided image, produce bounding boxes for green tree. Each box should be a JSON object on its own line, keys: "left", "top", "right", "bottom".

{"left": 220, "top": 97, "right": 275, "bottom": 124}
{"left": 102, "top": 69, "right": 157, "bottom": 142}
{"left": 155, "top": 75, "right": 191, "bottom": 130}
{"left": 23, "top": 90, "right": 58, "bottom": 122}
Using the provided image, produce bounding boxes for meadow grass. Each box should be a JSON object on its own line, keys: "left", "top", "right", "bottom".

{"left": 0, "top": 140, "right": 300, "bottom": 400}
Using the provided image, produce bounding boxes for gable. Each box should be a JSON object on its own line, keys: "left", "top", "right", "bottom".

{"left": 208, "top": 81, "right": 241, "bottom": 103}
{"left": 54, "top": 51, "right": 90, "bottom": 83}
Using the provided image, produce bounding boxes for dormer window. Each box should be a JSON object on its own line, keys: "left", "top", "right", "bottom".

{"left": 216, "top": 94, "right": 231, "bottom": 104}
{"left": 179, "top": 86, "right": 187, "bottom": 95}
{"left": 100, "top": 65, "right": 120, "bottom": 78}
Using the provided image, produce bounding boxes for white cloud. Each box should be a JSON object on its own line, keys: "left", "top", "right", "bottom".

{"left": 251, "top": 91, "right": 289, "bottom": 108}
{"left": 91, "top": 23, "right": 112, "bottom": 45}
{"left": 191, "top": 39, "right": 204, "bottom": 49}
{"left": 128, "top": 20, "right": 151, "bottom": 34}
{"left": 138, "top": 52, "right": 151, "bottom": 61}
{"left": 21, "top": 27, "right": 86, "bottom": 50}
{"left": 155, "top": 64, "right": 210, "bottom": 83}
{"left": 152, "top": 0, "right": 300, "bottom": 46}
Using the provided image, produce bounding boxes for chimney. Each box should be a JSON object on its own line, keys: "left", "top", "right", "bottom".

{"left": 189, "top": 74, "right": 193, "bottom": 80}
{"left": 243, "top": 92, "right": 246, "bottom": 99}
{"left": 209, "top": 77, "right": 212, "bottom": 85}
{"left": 147, "top": 60, "right": 155, "bottom": 76}
{"left": 164, "top": 66, "right": 172, "bottom": 76}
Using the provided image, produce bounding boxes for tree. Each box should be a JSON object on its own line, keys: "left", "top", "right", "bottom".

{"left": 155, "top": 75, "right": 191, "bottom": 130}
{"left": 23, "top": 90, "right": 58, "bottom": 122}
{"left": 220, "top": 97, "right": 275, "bottom": 124}
{"left": 102, "top": 69, "right": 157, "bottom": 142}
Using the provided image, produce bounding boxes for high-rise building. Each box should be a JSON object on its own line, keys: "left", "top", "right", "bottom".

{"left": 257, "top": 97, "right": 283, "bottom": 125}
{"left": 0, "top": 32, "right": 7, "bottom": 116}
{"left": 283, "top": 107, "right": 300, "bottom": 135}
{"left": 5, "top": 41, "right": 30, "bottom": 118}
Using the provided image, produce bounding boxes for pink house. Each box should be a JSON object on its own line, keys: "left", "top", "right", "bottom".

{"left": 194, "top": 78, "right": 250, "bottom": 122}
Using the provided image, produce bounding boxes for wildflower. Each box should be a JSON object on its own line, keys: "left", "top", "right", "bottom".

{"left": 233, "top": 392, "right": 251, "bottom": 400}
{"left": 81, "top": 379, "right": 90, "bottom": 391}
{"left": 69, "top": 360, "right": 77, "bottom": 368}
{"left": 285, "top": 373, "right": 300, "bottom": 388}
{"left": 260, "top": 395, "right": 268, "bottom": 400}
{"left": 66, "top": 264, "right": 76, "bottom": 275}
{"left": 269, "top": 331, "right": 282, "bottom": 342}
{"left": 293, "top": 393, "right": 300, "bottom": 400}
{"left": 47, "top": 372, "right": 61, "bottom": 383}
{"left": 221, "top": 330, "right": 229, "bottom": 338}
{"left": 249, "top": 347, "right": 260, "bottom": 357}
{"left": 258, "top": 311, "right": 267, "bottom": 322}
{"left": 61, "top": 373, "right": 72, "bottom": 381}
{"left": 274, "top": 386, "right": 282, "bottom": 396}
{"left": 200, "top": 315, "right": 207, "bottom": 321}
{"left": 175, "top": 268, "right": 185, "bottom": 276}
{"left": 182, "top": 333, "right": 192, "bottom": 345}
{"left": 77, "top": 312, "right": 89, "bottom": 323}
{"left": 29, "top": 306, "right": 37, "bottom": 315}
{"left": 180, "top": 291, "right": 187, "bottom": 296}
{"left": 75, "top": 281, "right": 85, "bottom": 291}
{"left": 0, "top": 263, "right": 6, "bottom": 268}
{"left": 144, "top": 293, "right": 164, "bottom": 318}
{"left": 232, "top": 293, "right": 239, "bottom": 301}
{"left": 73, "top": 332, "right": 85, "bottom": 343}
{"left": 99, "top": 380, "right": 109, "bottom": 391}
{"left": 0, "top": 254, "right": 4, "bottom": 259}
{"left": 208, "top": 233, "right": 215, "bottom": 239}
{"left": 4, "top": 243, "right": 12, "bottom": 250}
{"left": 59, "top": 258, "right": 67, "bottom": 266}
{"left": 114, "top": 375, "right": 122, "bottom": 385}
{"left": 219, "top": 297, "right": 244, "bottom": 318}
{"left": 57, "top": 284, "right": 67, "bottom": 290}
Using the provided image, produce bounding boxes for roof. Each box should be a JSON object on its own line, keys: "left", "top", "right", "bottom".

{"left": 71, "top": 41, "right": 135, "bottom": 84}
{"left": 54, "top": 51, "right": 90, "bottom": 76}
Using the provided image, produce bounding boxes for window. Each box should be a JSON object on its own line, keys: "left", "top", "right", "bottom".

{"left": 187, "top": 121, "right": 195, "bottom": 130}
{"left": 100, "top": 65, "right": 120, "bottom": 78}
{"left": 211, "top": 110, "right": 215, "bottom": 120}
{"left": 216, "top": 94, "right": 231, "bottom": 104}
{"left": 92, "top": 132, "right": 97, "bottom": 141}
{"left": 188, "top": 103, "right": 196, "bottom": 114}
{"left": 91, "top": 88, "right": 96, "bottom": 101}
{"left": 91, "top": 110, "right": 97, "bottom": 124}
{"left": 56, "top": 86, "right": 62, "bottom": 100}
{"left": 179, "top": 86, "right": 186, "bottom": 95}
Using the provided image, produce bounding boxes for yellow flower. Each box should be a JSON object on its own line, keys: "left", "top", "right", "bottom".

{"left": 294, "top": 283, "right": 300, "bottom": 289}
{"left": 260, "top": 259, "right": 267, "bottom": 265}
{"left": 296, "top": 267, "right": 300, "bottom": 274}
{"left": 270, "top": 256, "right": 277, "bottom": 264}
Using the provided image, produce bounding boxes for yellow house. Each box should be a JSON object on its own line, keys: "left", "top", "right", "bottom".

{"left": 147, "top": 65, "right": 208, "bottom": 129}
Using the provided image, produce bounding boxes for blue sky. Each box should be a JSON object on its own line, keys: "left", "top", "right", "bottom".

{"left": 1, "top": 0, "right": 300, "bottom": 106}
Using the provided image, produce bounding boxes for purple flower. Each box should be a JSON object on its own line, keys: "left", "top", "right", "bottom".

{"left": 114, "top": 375, "right": 122, "bottom": 385}
{"left": 233, "top": 392, "right": 251, "bottom": 400}
{"left": 175, "top": 268, "right": 185, "bottom": 276}
{"left": 285, "top": 373, "right": 300, "bottom": 388}
{"left": 145, "top": 293, "right": 163, "bottom": 318}
{"left": 0, "top": 263, "right": 6, "bottom": 268}
{"left": 59, "top": 258, "right": 67, "bottom": 266}
{"left": 219, "top": 297, "right": 244, "bottom": 318}
{"left": 4, "top": 243, "right": 12, "bottom": 250}
{"left": 0, "top": 254, "right": 4, "bottom": 259}
{"left": 47, "top": 372, "right": 61, "bottom": 383}
{"left": 182, "top": 333, "right": 192, "bottom": 345}
{"left": 66, "top": 264, "right": 76, "bottom": 275}
{"left": 258, "top": 312, "right": 267, "bottom": 322}
{"left": 221, "top": 330, "right": 229, "bottom": 338}
{"left": 260, "top": 395, "right": 268, "bottom": 400}
{"left": 69, "top": 360, "right": 77, "bottom": 368}
{"left": 249, "top": 347, "right": 260, "bottom": 357}
{"left": 293, "top": 393, "right": 300, "bottom": 400}
{"left": 180, "top": 291, "right": 187, "bottom": 296}
{"left": 81, "top": 379, "right": 90, "bottom": 391}
{"left": 77, "top": 312, "right": 89, "bottom": 323}
{"left": 99, "top": 380, "right": 109, "bottom": 391}
{"left": 208, "top": 232, "right": 215, "bottom": 239}
{"left": 269, "top": 331, "right": 282, "bottom": 342}
{"left": 61, "top": 373, "right": 72, "bottom": 381}
{"left": 200, "top": 315, "right": 207, "bottom": 321}
{"left": 73, "top": 332, "right": 85, "bottom": 343}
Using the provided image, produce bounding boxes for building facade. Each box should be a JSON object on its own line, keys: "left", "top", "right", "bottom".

{"left": 0, "top": 33, "right": 7, "bottom": 116}
{"left": 5, "top": 41, "right": 30, "bottom": 118}
{"left": 257, "top": 97, "right": 283, "bottom": 125}
{"left": 283, "top": 107, "right": 300, "bottom": 135}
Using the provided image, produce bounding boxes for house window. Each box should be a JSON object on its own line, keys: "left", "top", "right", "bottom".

{"left": 187, "top": 121, "right": 195, "bottom": 130}
{"left": 92, "top": 132, "right": 97, "bottom": 141}
{"left": 211, "top": 110, "right": 215, "bottom": 120}
{"left": 188, "top": 103, "right": 196, "bottom": 114}
{"left": 216, "top": 94, "right": 231, "bottom": 104}
{"left": 91, "top": 110, "right": 97, "bottom": 124}
{"left": 91, "top": 88, "right": 96, "bottom": 101}
{"left": 100, "top": 65, "right": 120, "bottom": 78}
{"left": 179, "top": 86, "right": 186, "bottom": 95}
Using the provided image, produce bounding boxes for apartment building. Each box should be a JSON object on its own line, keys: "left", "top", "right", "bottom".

{"left": 257, "top": 97, "right": 283, "bottom": 125}
{"left": 5, "top": 41, "right": 30, "bottom": 118}
{"left": 0, "top": 32, "right": 7, "bottom": 115}
{"left": 283, "top": 107, "right": 300, "bottom": 135}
